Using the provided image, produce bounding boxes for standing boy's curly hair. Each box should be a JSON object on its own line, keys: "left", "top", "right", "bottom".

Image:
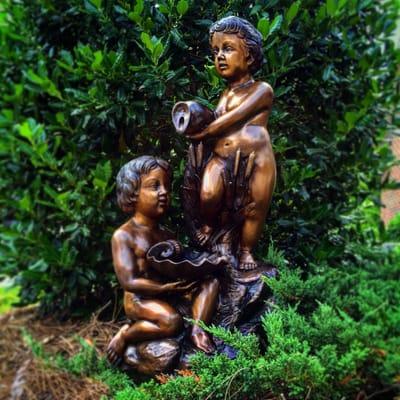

{"left": 116, "top": 156, "right": 172, "bottom": 213}
{"left": 209, "top": 16, "right": 264, "bottom": 74}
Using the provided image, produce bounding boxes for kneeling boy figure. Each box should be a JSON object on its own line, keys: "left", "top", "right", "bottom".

{"left": 107, "top": 156, "right": 219, "bottom": 366}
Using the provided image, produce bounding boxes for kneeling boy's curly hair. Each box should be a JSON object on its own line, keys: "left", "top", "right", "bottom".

{"left": 116, "top": 156, "right": 171, "bottom": 213}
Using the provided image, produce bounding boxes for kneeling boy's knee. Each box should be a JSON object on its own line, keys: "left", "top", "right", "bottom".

{"left": 160, "top": 312, "right": 183, "bottom": 336}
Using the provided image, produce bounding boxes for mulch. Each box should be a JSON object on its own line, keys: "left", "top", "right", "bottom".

{"left": 0, "top": 305, "right": 121, "bottom": 400}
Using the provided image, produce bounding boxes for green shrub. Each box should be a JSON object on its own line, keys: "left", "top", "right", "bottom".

{"left": 1, "top": 0, "right": 398, "bottom": 313}
{"left": 20, "top": 234, "right": 400, "bottom": 397}
{"left": 123, "top": 240, "right": 399, "bottom": 399}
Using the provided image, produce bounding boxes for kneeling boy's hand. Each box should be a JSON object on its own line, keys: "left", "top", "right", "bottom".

{"left": 162, "top": 280, "right": 197, "bottom": 293}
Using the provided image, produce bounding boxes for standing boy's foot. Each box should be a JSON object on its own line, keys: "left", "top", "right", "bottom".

{"left": 238, "top": 250, "right": 258, "bottom": 270}
{"left": 195, "top": 225, "right": 213, "bottom": 247}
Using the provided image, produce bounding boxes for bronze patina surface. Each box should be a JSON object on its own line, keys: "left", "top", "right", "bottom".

{"left": 107, "top": 17, "right": 277, "bottom": 375}
{"left": 173, "top": 16, "right": 276, "bottom": 271}
{"left": 107, "top": 157, "right": 221, "bottom": 369}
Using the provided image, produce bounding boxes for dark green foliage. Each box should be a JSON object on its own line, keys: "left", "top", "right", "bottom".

{"left": 1, "top": 0, "right": 398, "bottom": 313}
{"left": 1, "top": 0, "right": 400, "bottom": 398}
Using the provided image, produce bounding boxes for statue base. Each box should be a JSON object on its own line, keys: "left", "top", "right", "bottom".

{"left": 118, "top": 260, "right": 277, "bottom": 375}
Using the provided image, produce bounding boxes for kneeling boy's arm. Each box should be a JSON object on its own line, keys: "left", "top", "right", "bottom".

{"left": 111, "top": 231, "right": 164, "bottom": 295}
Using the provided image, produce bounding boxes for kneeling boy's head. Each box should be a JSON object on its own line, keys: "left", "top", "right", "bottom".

{"left": 116, "top": 156, "right": 172, "bottom": 217}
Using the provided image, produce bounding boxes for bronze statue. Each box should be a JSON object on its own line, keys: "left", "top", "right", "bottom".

{"left": 174, "top": 16, "right": 276, "bottom": 271}
{"left": 107, "top": 156, "right": 220, "bottom": 367}
{"left": 107, "top": 17, "right": 278, "bottom": 375}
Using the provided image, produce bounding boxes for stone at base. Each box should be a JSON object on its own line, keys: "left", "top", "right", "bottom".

{"left": 123, "top": 339, "right": 180, "bottom": 375}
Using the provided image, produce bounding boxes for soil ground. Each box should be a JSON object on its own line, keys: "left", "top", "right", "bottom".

{"left": 0, "top": 305, "right": 121, "bottom": 400}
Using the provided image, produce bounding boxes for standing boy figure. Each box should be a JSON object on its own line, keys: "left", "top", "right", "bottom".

{"left": 190, "top": 17, "right": 276, "bottom": 271}
{"left": 107, "top": 156, "right": 219, "bottom": 365}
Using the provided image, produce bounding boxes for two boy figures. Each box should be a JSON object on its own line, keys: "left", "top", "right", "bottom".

{"left": 107, "top": 16, "right": 276, "bottom": 372}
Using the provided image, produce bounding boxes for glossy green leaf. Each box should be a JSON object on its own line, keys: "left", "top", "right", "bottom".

{"left": 176, "top": 0, "right": 189, "bottom": 16}
{"left": 257, "top": 17, "right": 270, "bottom": 39}
{"left": 91, "top": 50, "right": 103, "bottom": 70}
{"left": 285, "top": 1, "right": 301, "bottom": 26}
{"left": 140, "top": 32, "right": 154, "bottom": 51}
{"left": 269, "top": 14, "right": 283, "bottom": 35}
{"left": 134, "top": 0, "right": 144, "bottom": 15}
{"left": 326, "top": 0, "right": 337, "bottom": 16}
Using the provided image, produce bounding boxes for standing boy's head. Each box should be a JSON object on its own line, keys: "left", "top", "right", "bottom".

{"left": 116, "top": 156, "right": 172, "bottom": 217}
{"left": 209, "top": 16, "right": 264, "bottom": 77}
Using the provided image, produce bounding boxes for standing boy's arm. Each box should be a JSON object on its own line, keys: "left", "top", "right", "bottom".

{"left": 191, "top": 83, "right": 273, "bottom": 140}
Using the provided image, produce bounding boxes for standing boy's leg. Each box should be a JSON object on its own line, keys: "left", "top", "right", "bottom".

{"left": 239, "top": 155, "right": 276, "bottom": 270}
{"left": 197, "top": 157, "right": 225, "bottom": 245}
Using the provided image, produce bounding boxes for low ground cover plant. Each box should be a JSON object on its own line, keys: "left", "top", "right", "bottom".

{"left": 21, "top": 231, "right": 400, "bottom": 398}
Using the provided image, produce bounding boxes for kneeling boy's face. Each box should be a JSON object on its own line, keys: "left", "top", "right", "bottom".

{"left": 135, "top": 167, "right": 171, "bottom": 219}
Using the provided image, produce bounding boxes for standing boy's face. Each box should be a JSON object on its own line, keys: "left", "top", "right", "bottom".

{"left": 135, "top": 167, "right": 171, "bottom": 219}
{"left": 211, "top": 32, "right": 250, "bottom": 80}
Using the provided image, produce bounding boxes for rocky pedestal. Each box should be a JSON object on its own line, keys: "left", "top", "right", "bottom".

{"left": 124, "top": 339, "right": 181, "bottom": 375}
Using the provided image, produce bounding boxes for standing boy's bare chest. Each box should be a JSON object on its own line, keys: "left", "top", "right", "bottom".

{"left": 215, "top": 91, "right": 249, "bottom": 115}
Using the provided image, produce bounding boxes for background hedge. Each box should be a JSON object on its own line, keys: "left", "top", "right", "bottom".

{"left": 1, "top": 0, "right": 399, "bottom": 397}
